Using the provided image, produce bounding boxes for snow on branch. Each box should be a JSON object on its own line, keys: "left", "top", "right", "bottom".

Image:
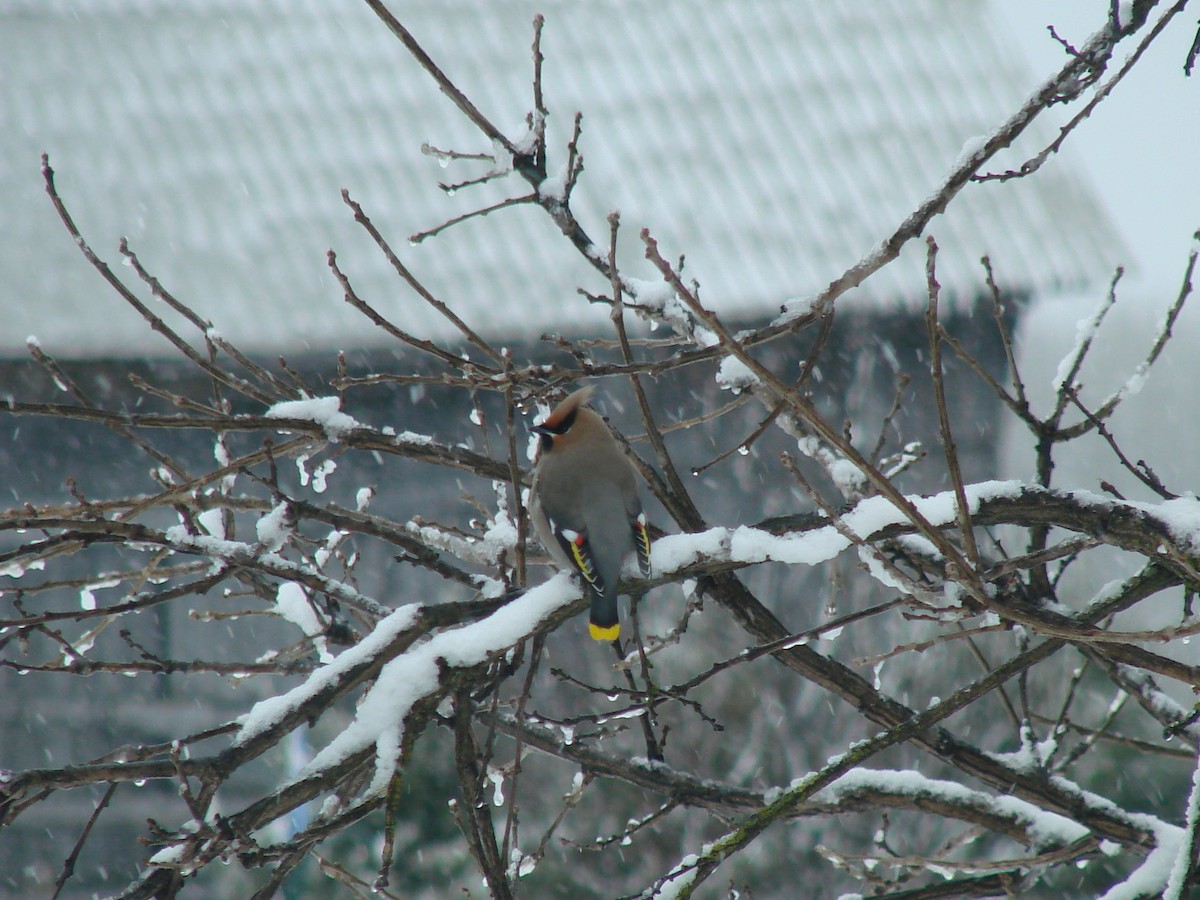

{"left": 4, "top": 2, "right": 1199, "bottom": 898}
{"left": 264, "top": 396, "right": 360, "bottom": 442}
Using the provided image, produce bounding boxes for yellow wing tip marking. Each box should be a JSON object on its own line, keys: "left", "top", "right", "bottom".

{"left": 589, "top": 622, "right": 620, "bottom": 641}
{"left": 634, "top": 514, "right": 653, "bottom": 575}
{"left": 568, "top": 542, "right": 598, "bottom": 585}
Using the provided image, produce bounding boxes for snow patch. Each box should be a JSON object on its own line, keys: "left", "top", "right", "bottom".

{"left": 538, "top": 164, "right": 569, "bottom": 204}
{"left": 777, "top": 294, "right": 819, "bottom": 322}
{"left": 820, "top": 768, "right": 1089, "bottom": 849}
{"left": 275, "top": 581, "right": 333, "bottom": 664}
{"left": 395, "top": 430, "right": 433, "bottom": 447}
{"left": 255, "top": 502, "right": 292, "bottom": 552}
{"left": 235, "top": 575, "right": 580, "bottom": 809}
{"left": 197, "top": 507, "right": 226, "bottom": 540}
{"left": 651, "top": 529, "right": 730, "bottom": 573}
{"left": 716, "top": 356, "right": 757, "bottom": 394}
{"left": 265, "top": 396, "right": 359, "bottom": 441}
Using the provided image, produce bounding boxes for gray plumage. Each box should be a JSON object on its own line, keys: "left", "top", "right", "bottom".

{"left": 530, "top": 387, "right": 651, "bottom": 641}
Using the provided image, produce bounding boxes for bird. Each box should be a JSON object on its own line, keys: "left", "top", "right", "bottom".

{"left": 529, "top": 387, "right": 652, "bottom": 641}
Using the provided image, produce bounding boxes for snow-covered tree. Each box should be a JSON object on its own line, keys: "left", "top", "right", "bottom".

{"left": 3, "top": 2, "right": 1200, "bottom": 897}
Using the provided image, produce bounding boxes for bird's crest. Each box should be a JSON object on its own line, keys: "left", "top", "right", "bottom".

{"left": 537, "top": 386, "right": 595, "bottom": 434}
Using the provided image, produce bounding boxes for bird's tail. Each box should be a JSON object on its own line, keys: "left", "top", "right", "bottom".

{"left": 588, "top": 592, "right": 620, "bottom": 641}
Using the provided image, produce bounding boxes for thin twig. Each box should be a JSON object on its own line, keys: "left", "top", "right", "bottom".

{"left": 50, "top": 782, "right": 119, "bottom": 900}
{"left": 925, "top": 236, "right": 979, "bottom": 569}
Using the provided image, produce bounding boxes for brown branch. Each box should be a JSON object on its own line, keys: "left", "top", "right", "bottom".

{"left": 452, "top": 693, "right": 515, "bottom": 900}
{"left": 1059, "top": 239, "right": 1196, "bottom": 439}
{"left": 974, "top": 0, "right": 1191, "bottom": 183}
{"left": 925, "top": 236, "right": 979, "bottom": 569}
{"left": 342, "top": 192, "right": 504, "bottom": 365}
{"left": 1066, "top": 387, "right": 1177, "bottom": 498}
{"left": 50, "top": 782, "right": 119, "bottom": 900}
{"left": 359, "top": 1, "right": 522, "bottom": 160}
{"left": 41, "top": 156, "right": 276, "bottom": 406}
{"left": 642, "top": 229, "right": 988, "bottom": 606}
{"left": 607, "top": 211, "right": 706, "bottom": 531}
{"left": 406, "top": 191, "right": 539, "bottom": 246}
{"left": 326, "top": 247, "right": 485, "bottom": 370}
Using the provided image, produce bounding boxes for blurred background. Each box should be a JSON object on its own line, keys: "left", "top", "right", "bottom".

{"left": 1, "top": 1, "right": 1197, "bottom": 896}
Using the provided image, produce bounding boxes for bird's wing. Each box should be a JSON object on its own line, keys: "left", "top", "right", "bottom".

{"left": 632, "top": 512, "right": 652, "bottom": 577}
{"left": 547, "top": 519, "right": 608, "bottom": 597}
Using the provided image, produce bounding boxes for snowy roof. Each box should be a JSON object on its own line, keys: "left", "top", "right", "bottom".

{"left": 0, "top": 0, "right": 1126, "bottom": 357}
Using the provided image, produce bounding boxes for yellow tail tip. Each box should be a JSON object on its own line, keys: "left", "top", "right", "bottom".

{"left": 589, "top": 622, "right": 620, "bottom": 641}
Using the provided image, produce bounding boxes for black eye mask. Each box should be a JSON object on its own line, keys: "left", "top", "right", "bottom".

{"left": 550, "top": 408, "right": 578, "bottom": 434}
{"left": 535, "top": 407, "right": 578, "bottom": 441}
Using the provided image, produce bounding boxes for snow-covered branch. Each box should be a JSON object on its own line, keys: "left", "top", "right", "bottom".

{"left": 4, "top": 1, "right": 1198, "bottom": 897}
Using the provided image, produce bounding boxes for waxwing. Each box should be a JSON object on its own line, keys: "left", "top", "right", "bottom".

{"left": 530, "top": 387, "right": 652, "bottom": 641}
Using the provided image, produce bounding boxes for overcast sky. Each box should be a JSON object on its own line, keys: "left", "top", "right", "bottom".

{"left": 996, "top": 1, "right": 1199, "bottom": 290}
{"left": 994, "top": 3, "right": 1200, "bottom": 498}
